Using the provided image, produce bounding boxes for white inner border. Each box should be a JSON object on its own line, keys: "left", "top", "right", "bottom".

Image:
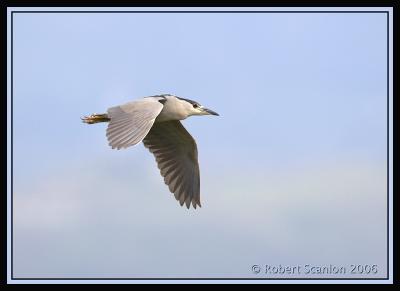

{"left": 7, "top": 6, "right": 394, "bottom": 285}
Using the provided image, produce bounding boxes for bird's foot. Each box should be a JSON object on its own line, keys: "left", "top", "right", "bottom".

{"left": 81, "top": 113, "right": 110, "bottom": 124}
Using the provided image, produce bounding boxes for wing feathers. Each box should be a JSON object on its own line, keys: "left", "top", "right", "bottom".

{"left": 106, "top": 99, "right": 163, "bottom": 149}
{"left": 143, "top": 121, "right": 201, "bottom": 209}
{"left": 100, "top": 97, "right": 203, "bottom": 209}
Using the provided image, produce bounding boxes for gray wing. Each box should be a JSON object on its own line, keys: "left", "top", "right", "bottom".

{"left": 142, "top": 121, "right": 201, "bottom": 209}
{"left": 106, "top": 98, "right": 164, "bottom": 149}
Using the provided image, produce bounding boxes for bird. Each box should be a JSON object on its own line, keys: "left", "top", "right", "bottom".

{"left": 81, "top": 94, "right": 219, "bottom": 209}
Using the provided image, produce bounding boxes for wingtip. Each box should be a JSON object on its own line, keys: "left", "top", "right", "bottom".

{"left": 192, "top": 201, "right": 201, "bottom": 209}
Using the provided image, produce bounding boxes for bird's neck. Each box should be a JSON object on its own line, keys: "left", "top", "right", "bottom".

{"left": 156, "top": 97, "right": 189, "bottom": 122}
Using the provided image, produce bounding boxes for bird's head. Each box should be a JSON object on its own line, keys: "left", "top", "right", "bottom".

{"left": 170, "top": 95, "right": 219, "bottom": 118}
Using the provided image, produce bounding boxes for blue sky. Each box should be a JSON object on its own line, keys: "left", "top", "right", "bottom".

{"left": 12, "top": 11, "right": 388, "bottom": 278}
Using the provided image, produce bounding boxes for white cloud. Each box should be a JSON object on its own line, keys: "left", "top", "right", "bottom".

{"left": 13, "top": 155, "right": 387, "bottom": 278}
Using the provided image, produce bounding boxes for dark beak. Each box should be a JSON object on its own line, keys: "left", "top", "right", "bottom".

{"left": 203, "top": 107, "right": 219, "bottom": 116}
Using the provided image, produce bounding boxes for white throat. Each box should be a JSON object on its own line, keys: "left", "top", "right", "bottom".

{"left": 155, "top": 96, "right": 191, "bottom": 122}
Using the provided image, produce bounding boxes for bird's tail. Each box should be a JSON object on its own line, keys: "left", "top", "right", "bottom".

{"left": 81, "top": 113, "right": 110, "bottom": 124}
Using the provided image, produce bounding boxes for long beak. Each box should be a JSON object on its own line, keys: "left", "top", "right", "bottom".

{"left": 202, "top": 107, "right": 219, "bottom": 116}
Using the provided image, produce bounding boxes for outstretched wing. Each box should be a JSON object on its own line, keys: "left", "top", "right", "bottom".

{"left": 142, "top": 121, "right": 201, "bottom": 209}
{"left": 106, "top": 98, "right": 164, "bottom": 149}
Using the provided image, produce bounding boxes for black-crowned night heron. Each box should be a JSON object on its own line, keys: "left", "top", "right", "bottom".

{"left": 82, "top": 94, "right": 219, "bottom": 209}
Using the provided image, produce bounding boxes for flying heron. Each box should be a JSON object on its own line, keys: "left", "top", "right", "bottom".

{"left": 82, "top": 94, "right": 219, "bottom": 209}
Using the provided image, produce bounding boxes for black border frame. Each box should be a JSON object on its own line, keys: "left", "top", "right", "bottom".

{"left": 6, "top": 7, "right": 393, "bottom": 282}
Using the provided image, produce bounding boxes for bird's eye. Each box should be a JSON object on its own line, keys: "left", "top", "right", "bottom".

{"left": 193, "top": 104, "right": 199, "bottom": 108}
